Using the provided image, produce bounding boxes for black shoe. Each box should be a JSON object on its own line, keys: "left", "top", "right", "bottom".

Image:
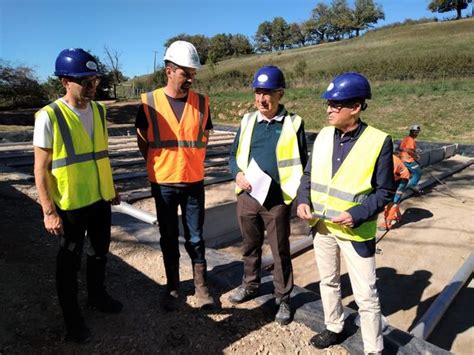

{"left": 275, "top": 301, "right": 292, "bottom": 325}
{"left": 160, "top": 289, "right": 180, "bottom": 311}
{"left": 88, "top": 293, "right": 123, "bottom": 314}
{"left": 310, "top": 329, "right": 342, "bottom": 349}
{"left": 228, "top": 286, "right": 259, "bottom": 304}
{"left": 65, "top": 322, "right": 91, "bottom": 344}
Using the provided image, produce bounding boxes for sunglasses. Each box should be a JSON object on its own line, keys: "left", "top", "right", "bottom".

{"left": 68, "top": 77, "right": 101, "bottom": 87}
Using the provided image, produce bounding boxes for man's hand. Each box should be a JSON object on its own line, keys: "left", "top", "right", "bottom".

{"left": 236, "top": 172, "right": 252, "bottom": 192}
{"left": 331, "top": 211, "right": 354, "bottom": 227}
{"left": 297, "top": 203, "right": 313, "bottom": 220}
{"left": 44, "top": 212, "right": 64, "bottom": 236}
{"left": 110, "top": 186, "right": 121, "bottom": 205}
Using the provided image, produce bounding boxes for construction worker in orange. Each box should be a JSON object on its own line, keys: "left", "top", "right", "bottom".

{"left": 135, "top": 41, "right": 214, "bottom": 310}
{"left": 379, "top": 154, "right": 410, "bottom": 230}
{"left": 399, "top": 124, "right": 423, "bottom": 192}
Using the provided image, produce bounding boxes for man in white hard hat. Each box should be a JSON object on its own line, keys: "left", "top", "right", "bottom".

{"left": 135, "top": 41, "right": 214, "bottom": 309}
{"left": 399, "top": 124, "right": 423, "bottom": 192}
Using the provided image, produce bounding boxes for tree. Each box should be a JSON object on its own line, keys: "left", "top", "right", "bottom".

{"left": 428, "top": 0, "right": 472, "bottom": 19}
{"left": 310, "top": 3, "right": 333, "bottom": 41}
{"left": 271, "top": 17, "right": 291, "bottom": 50}
{"left": 352, "top": 0, "right": 385, "bottom": 36}
{"left": 229, "top": 34, "right": 253, "bottom": 56}
{"left": 301, "top": 19, "right": 322, "bottom": 44}
{"left": 208, "top": 33, "right": 233, "bottom": 63}
{"left": 330, "top": 0, "right": 354, "bottom": 39}
{"left": 104, "top": 46, "right": 127, "bottom": 99}
{"left": 254, "top": 21, "right": 274, "bottom": 52}
{"left": 0, "top": 60, "right": 48, "bottom": 108}
{"left": 288, "top": 23, "right": 307, "bottom": 48}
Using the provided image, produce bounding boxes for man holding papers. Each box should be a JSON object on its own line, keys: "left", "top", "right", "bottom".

{"left": 228, "top": 66, "right": 307, "bottom": 325}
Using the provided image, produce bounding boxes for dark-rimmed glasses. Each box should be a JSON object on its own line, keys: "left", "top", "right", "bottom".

{"left": 68, "top": 77, "right": 101, "bottom": 87}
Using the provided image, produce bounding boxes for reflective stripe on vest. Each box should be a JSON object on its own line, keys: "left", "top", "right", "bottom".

{"left": 141, "top": 89, "right": 209, "bottom": 183}
{"left": 144, "top": 91, "right": 207, "bottom": 148}
{"left": 39, "top": 100, "right": 115, "bottom": 210}
{"left": 235, "top": 111, "right": 303, "bottom": 205}
{"left": 310, "top": 125, "right": 387, "bottom": 241}
{"left": 50, "top": 102, "right": 109, "bottom": 169}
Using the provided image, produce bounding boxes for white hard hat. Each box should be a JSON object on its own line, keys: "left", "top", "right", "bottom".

{"left": 409, "top": 124, "right": 421, "bottom": 131}
{"left": 163, "top": 41, "right": 201, "bottom": 69}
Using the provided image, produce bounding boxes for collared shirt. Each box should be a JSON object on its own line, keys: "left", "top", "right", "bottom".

{"left": 297, "top": 121, "right": 396, "bottom": 228}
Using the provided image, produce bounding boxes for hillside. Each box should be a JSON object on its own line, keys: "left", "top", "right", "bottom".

{"left": 128, "top": 19, "right": 474, "bottom": 142}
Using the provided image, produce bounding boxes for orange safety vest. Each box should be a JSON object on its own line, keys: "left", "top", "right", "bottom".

{"left": 141, "top": 88, "right": 209, "bottom": 183}
{"left": 399, "top": 135, "right": 416, "bottom": 163}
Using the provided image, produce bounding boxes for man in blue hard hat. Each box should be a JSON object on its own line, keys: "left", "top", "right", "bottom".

{"left": 228, "top": 65, "right": 308, "bottom": 325}
{"left": 34, "top": 48, "right": 122, "bottom": 343}
{"left": 296, "top": 72, "right": 395, "bottom": 354}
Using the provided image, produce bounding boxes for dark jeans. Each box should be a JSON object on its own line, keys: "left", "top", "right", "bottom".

{"left": 55, "top": 200, "right": 111, "bottom": 327}
{"left": 151, "top": 182, "right": 206, "bottom": 266}
{"left": 237, "top": 192, "right": 293, "bottom": 302}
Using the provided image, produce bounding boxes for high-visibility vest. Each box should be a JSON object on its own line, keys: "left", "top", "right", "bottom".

{"left": 399, "top": 136, "right": 416, "bottom": 163}
{"left": 310, "top": 125, "right": 387, "bottom": 241}
{"left": 141, "top": 88, "right": 209, "bottom": 183}
{"left": 36, "top": 100, "right": 115, "bottom": 210}
{"left": 235, "top": 111, "right": 304, "bottom": 205}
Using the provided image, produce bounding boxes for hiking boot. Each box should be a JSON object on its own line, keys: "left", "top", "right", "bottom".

{"left": 275, "top": 301, "right": 292, "bottom": 325}
{"left": 228, "top": 286, "right": 259, "bottom": 305}
{"left": 193, "top": 262, "right": 215, "bottom": 309}
{"left": 310, "top": 329, "right": 342, "bottom": 349}
{"left": 65, "top": 322, "right": 91, "bottom": 344}
{"left": 87, "top": 292, "right": 123, "bottom": 314}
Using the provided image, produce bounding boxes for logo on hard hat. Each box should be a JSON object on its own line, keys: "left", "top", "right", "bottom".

{"left": 257, "top": 74, "right": 269, "bottom": 83}
{"left": 327, "top": 83, "right": 334, "bottom": 91}
{"left": 86, "top": 61, "right": 98, "bottom": 70}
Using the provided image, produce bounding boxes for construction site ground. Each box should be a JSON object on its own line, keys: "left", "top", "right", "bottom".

{"left": 0, "top": 102, "right": 473, "bottom": 354}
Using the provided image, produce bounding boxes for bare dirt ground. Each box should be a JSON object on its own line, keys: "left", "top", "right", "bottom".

{"left": 0, "top": 103, "right": 327, "bottom": 354}
{"left": 1, "top": 101, "right": 472, "bottom": 354}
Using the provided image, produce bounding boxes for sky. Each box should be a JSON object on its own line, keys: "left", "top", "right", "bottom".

{"left": 0, "top": 0, "right": 465, "bottom": 82}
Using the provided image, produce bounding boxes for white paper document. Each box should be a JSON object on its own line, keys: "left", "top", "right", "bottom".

{"left": 245, "top": 158, "right": 272, "bottom": 205}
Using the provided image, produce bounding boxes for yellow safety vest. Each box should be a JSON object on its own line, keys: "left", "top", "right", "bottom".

{"left": 310, "top": 125, "right": 387, "bottom": 241}
{"left": 36, "top": 100, "right": 115, "bottom": 210}
{"left": 235, "top": 111, "right": 304, "bottom": 205}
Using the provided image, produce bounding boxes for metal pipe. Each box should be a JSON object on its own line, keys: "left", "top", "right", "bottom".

{"left": 112, "top": 202, "right": 157, "bottom": 225}
{"left": 410, "top": 252, "right": 474, "bottom": 340}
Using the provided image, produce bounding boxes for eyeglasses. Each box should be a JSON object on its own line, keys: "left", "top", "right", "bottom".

{"left": 325, "top": 100, "right": 358, "bottom": 112}
{"left": 69, "top": 77, "right": 101, "bottom": 87}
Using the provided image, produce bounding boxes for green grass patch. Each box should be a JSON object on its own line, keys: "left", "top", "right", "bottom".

{"left": 212, "top": 78, "right": 474, "bottom": 143}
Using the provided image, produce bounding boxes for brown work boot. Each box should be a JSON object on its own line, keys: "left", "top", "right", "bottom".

{"left": 193, "top": 262, "right": 214, "bottom": 309}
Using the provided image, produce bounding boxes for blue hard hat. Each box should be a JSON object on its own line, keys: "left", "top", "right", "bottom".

{"left": 252, "top": 66, "right": 286, "bottom": 90}
{"left": 54, "top": 48, "right": 101, "bottom": 78}
{"left": 321, "top": 72, "right": 371, "bottom": 100}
